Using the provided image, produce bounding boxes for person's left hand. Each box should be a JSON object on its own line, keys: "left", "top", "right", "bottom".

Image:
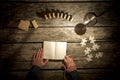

{"left": 32, "top": 48, "right": 49, "bottom": 68}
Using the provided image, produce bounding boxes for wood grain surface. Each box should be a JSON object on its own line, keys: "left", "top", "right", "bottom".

{"left": 0, "top": 0, "right": 119, "bottom": 80}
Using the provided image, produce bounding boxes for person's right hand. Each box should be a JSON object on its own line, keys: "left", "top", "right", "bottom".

{"left": 63, "top": 56, "right": 77, "bottom": 72}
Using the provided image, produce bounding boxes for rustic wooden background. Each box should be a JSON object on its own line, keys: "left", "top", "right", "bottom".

{"left": 0, "top": 0, "right": 120, "bottom": 80}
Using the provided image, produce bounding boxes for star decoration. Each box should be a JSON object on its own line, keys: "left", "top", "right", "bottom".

{"left": 82, "top": 38, "right": 87, "bottom": 43}
{"left": 86, "top": 47, "right": 92, "bottom": 52}
{"left": 86, "top": 57, "right": 92, "bottom": 62}
{"left": 84, "top": 49, "right": 90, "bottom": 55}
{"left": 80, "top": 41, "right": 86, "bottom": 46}
{"left": 89, "top": 36, "right": 96, "bottom": 43}
{"left": 80, "top": 38, "right": 87, "bottom": 46}
{"left": 95, "top": 52, "right": 103, "bottom": 59}
{"left": 92, "top": 43, "right": 100, "bottom": 51}
{"left": 84, "top": 47, "right": 92, "bottom": 55}
{"left": 87, "top": 54, "right": 93, "bottom": 59}
{"left": 80, "top": 36, "right": 104, "bottom": 62}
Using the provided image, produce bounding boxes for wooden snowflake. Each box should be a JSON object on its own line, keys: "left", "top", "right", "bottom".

{"left": 92, "top": 43, "right": 100, "bottom": 51}
{"left": 95, "top": 52, "right": 103, "bottom": 59}
{"left": 80, "top": 41, "right": 86, "bottom": 46}
{"left": 80, "top": 38, "right": 87, "bottom": 46}
{"left": 84, "top": 47, "right": 92, "bottom": 55}
{"left": 89, "top": 36, "right": 96, "bottom": 43}
{"left": 86, "top": 57, "right": 92, "bottom": 62}
{"left": 87, "top": 54, "right": 93, "bottom": 59}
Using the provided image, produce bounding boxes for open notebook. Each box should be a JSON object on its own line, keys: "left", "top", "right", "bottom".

{"left": 43, "top": 41, "right": 67, "bottom": 60}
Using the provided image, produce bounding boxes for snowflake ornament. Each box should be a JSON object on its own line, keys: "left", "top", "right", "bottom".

{"left": 80, "top": 38, "right": 87, "bottom": 46}
{"left": 86, "top": 57, "right": 92, "bottom": 62}
{"left": 84, "top": 47, "right": 92, "bottom": 55}
{"left": 89, "top": 36, "right": 96, "bottom": 43}
{"left": 82, "top": 38, "right": 87, "bottom": 43}
{"left": 84, "top": 49, "right": 90, "bottom": 55}
{"left": 86, "top": 47, "right": 92, "bottom": 52}
{"left": 80, "top": 42, "right": 86, "bottom": 46}
{"left": 80, "top": 36, "right": 104, "bottom": 62}
{"left": 92, "top": 43, "right": 100, "bottom": 51}
{"left": 95, "top": 52, "right": 103, "bottom": 59}
{"left": 87, "top": 54, "right": 93, "bottom": 59}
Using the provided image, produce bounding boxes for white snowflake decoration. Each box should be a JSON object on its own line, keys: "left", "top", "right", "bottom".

{"left": 87, "top": 54, "right": 93, "bottom": 59}
{"left": 92, "top": 43, "right": 100, "bottom": 51}
{"left": 84, "top": 47, "right": 92, "bottom": 55}
{"left": 80, "top": 38, "right": 87, "bottom": 46}
{"left": 95, "top": 52, "right": 103, "bottom": 59}
{"left": 80, "top": 41, "right": 86, "bottom": 46}
{"left": 82, "top": 38, "right": 87, "bottom": 43}
{"left": 86, "top": 47, "right": 92, "bottom": 52}
{"left": 89, "top": 36, "right": 96, "bottom": 43}
{"left": 86, "top": 57, "right": 92, "bottom": 62}
{"left": 80, "top": 36, "right": 104, "bottom": 62}
{"left": 84, "top": 49, "right": 90, "bottom": 55}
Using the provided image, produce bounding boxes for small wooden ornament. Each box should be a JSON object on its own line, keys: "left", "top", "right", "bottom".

{"left": 31, "top": 20, "right": 39, "bottom": 29}
{"left": 57, "top": 13, "right": 60, "bottom": 18}
{"left": 52, "top": 12, "right": 56, "bottom": 18}
{"left": 48, "top": 13, "right": 52, "bottom": 19}
{"left": 63, "top": 13, "right": 67, "bottom": 19}
{"left": 70, "top": 17, "right": 73, "bottom": 22}
{"left": 67, "top": 15, "right": 71, "bottom": 20}
{"left": 44, "top": 14, "right": 49, "bottom": 20}
{"left": 60, "top": 13, "right": 64, "bottom": 18}
{"left": 18, "top": 20, "right": 30, "bottom": 31}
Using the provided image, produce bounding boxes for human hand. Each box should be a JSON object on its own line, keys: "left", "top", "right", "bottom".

{"left": 32, "top": 48, "right": 49, "bottom": 68}
{"left": 63, "top": 56, "right": 77, "bottom": 72}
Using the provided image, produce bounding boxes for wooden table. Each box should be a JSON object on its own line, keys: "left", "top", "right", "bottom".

{"left": 0, "top": 0, "right": 119, "bottom": 80}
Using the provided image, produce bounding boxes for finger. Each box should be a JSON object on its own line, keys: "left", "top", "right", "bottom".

{"left": 66, "top": 56, "right": 71, "bottom": 65}
{"left": 40, "top": 48, "right": 44, "bottom": 58}
{"left": 68, "top": 56, "right": 74, "bottom": 61}
{"left": 39, "top": 48, "right": 43, "bottom": 58}
{"left": 67, "top": 56, "right": 75, "bottom": 64}
{"left": 33, "top": 51, "right": 37, "bottom": 60}
{"left": 36, "top": 48, "right": 41, "bottom": 58}
{"left": 68, "top": 58, "right": 75, "bottom": 68}
{"left": 64, "top": 57, "right": 70, "bottom": 67}
{"left": 69, "top": 57, "right": 75, "bottom": 64}
{"left": 68, "top": 57, "right": 73, "bottom": 62}
{"left": 64, "top": 56, "right": 68, "bottom": 64}
{"left": 66, "top": 55, "right": 71, "bottom": 57}
{"left": 65, "top": 56, "right": 69, "bottom": 60}
{"left": 44, "top": 59, "right": 49, "bottom": 65}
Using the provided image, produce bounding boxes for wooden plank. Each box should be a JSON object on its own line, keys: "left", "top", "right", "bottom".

{"left": 0, "top": 2, "right": 118, "bottom": 27}
{"left": 1, "top": 58, "right": 117, "bottom": 70}
{"left": 0, "top": 27, "right": 118, "bottom": 42}
{"left": 0, "top": 71, "right": 63, "bottom": 80}
{"left": 1, "top": 69, "right": 118, "bottom": 80}
{"left": 37, "top": 71, "right": 63, "bottom": 80}
{"left": 0, "top": 42, "right": 118, "bottom": 69}
{"left": 1, "top": 0, "right": 110, "bottom": 2}
{"left": 0, "top": 42, "right": 117, "bottom": 59}
{"left": 77, "top": 69, "right": 120, "bottom": 80}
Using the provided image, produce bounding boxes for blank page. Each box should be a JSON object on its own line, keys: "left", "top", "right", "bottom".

{"left": 55, "top": 42, "right": 67, "bottom": 59}
{"left": 43, "top": 41, "right": 55, "bottom": 59}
